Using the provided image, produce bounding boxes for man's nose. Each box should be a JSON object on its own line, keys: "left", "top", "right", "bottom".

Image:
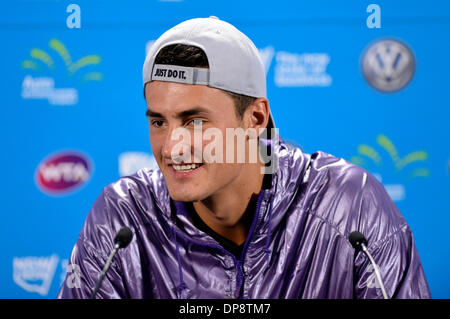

{"left": 161, "top": 126, "right": 192, "bottom": 162}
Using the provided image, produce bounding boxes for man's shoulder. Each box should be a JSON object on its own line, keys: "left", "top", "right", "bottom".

{"left": 104, "top": 167, "right": 166, "bottom": 199}
{"left": 299, "top": 150, "right": 372, "bottom": 194}
{"left": 73, "top": 168, "right": 170, "bottom": 277}
{"left": 278, "top": 144, "right": 364, "bottom": 187}
{"left": 92, "top": 168, "right": 170, "bottom": 225}
{"left": 303, "top": 151, "right": 406, "bottom": 241}
{"left": 308, "top": 150, "right": 371, "bottom": 188}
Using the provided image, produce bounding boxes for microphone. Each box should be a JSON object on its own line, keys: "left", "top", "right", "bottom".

{"left": 89, "top": 227, "right": 133, "bottom": 299}
{"left": 349, "top": 231, "right": 389, "bottom": 299}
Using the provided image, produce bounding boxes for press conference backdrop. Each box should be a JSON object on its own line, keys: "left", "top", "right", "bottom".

{"left": 1, "top": 0, "right": 449, "bottom": 298}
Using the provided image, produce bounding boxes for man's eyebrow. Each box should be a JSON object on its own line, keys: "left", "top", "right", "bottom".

{"left": 176, "top": 106, "right": 210, "bottom": 118}
{"left": 146, "top": 106, "right": 211, "bottom": 118}
{"left": 146, "top": 109, "right": 164, "bottom": 118}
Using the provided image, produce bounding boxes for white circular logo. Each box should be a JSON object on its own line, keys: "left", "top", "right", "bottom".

{"left": 362, "top": 39, "right": 415, "bottom": 92}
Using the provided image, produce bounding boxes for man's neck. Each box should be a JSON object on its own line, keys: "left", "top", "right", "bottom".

{"left": 192, "top": 164, "right": 265, "bottom": 246}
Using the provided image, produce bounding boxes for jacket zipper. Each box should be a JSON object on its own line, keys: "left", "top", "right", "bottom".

{"left": 163, "top": 189, "right": 266, "bottom": 299}
{"left": 235, "top": 189, "right": 266, "bottom": 299}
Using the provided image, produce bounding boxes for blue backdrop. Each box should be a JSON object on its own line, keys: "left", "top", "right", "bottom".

{"left": 1, "top": 0, "right": 449, "bottom": 298}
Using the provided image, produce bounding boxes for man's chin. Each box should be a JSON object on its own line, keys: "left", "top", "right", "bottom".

{"left": 168, "top": 189, "right": 203, "bottom": 202}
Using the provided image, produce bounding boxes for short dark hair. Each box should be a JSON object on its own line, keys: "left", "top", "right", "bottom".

{"left": 154, "top": 44, "right": 256, "bottom": 120}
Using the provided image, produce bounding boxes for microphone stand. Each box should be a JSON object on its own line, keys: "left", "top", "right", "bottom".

{"left": 360, "top": 243, "right": 389, "bottom": 299}
{"left": 89, "top": 243, "right": 120, "bottom": 299}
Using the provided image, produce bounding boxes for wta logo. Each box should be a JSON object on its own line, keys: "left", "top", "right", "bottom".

{"left": 35, "top": 151, "right": 93, "bottom": 195}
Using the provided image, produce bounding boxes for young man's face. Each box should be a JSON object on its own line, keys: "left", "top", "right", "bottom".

{"left": 145, "top": 81, "right": 254, "bottom": 202}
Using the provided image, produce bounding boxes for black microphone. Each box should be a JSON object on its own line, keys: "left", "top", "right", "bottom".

{"left": 349, "top": 231, "right": 389, "bottom": 299}
{"left": 89, "top": 227, "right": 133, "bottom": 299}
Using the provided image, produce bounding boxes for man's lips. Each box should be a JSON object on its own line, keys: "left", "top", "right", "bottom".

{"left": 166, "top": 162, "right": 205, "bottom": 178}
{"left": 171, "top": 162, "right": 203, "bottom": 170}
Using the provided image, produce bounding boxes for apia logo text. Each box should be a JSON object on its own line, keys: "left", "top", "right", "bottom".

{"left": 21, "top": 38, "right": 102, "bottom": 106}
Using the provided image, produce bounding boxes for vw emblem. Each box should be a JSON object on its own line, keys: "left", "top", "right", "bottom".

{"left": 362, "top": 39, "right": 415, "bottom": 92}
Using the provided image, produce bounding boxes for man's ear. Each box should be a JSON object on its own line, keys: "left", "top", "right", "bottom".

{"left": 246, "top": 98, "right": 270, "bottom": 133}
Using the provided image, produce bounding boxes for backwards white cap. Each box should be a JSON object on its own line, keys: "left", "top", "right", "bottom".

{"left": 143, "top": 16, "right": 266, "bottom": 97}
{"left": 143, "top": 16, "right": 275, "bottom": 129}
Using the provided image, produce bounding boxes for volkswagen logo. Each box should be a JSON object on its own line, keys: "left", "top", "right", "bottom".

{"left": 361, "top": 39, "right": 415, "bottom": 92}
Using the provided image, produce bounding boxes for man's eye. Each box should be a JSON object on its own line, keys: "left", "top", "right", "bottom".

{"left": 151, "top": 120, "right": 165, "bottom": 127}
{"left": 188, "top": 119, "right": 203, "bottom": 127}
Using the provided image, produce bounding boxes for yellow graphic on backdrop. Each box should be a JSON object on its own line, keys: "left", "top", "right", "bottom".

{"left": 350, "top": 134, "right": 429, "bottom": 180}
{"left": 21, "top": 38, "right": 103, "bottom": 105}
{"left": 21, "top": 38, "right": 103, "bottom": 83}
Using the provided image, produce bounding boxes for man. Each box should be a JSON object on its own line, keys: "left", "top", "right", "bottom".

{"left": 58, "top": 17, "right": 431, "bottom": 299}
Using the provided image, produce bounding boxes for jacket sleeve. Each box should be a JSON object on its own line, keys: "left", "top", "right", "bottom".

{"left": 57, "top": 188, "right": 128, "bottom": 299}
{"left": 352, "top": 172, "right": 431, "bottom": 299}
{"left": 354, "top": 224, "right": 431, "bottom": 299}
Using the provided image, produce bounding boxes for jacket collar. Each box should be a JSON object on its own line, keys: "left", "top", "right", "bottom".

{"left": 154, "top": 137, "right": 310, "bottom": 246}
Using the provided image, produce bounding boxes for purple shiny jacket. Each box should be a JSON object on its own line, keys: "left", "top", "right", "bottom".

{"left": 57, "top": 139, "right": 431, "bottom": 299}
